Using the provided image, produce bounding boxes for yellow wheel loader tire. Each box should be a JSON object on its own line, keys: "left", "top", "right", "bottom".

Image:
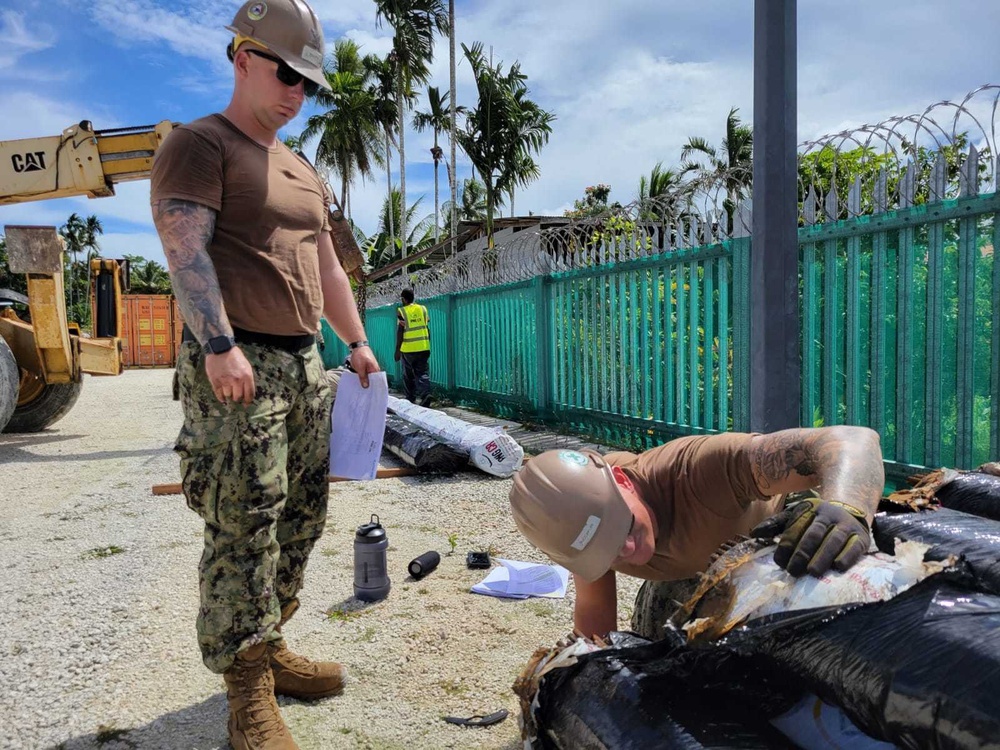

{"left": 0, "top": 338, "right": 18, "bottom": 432}
{"left": 3, "top": 370, "right": 83, "bottom": 434}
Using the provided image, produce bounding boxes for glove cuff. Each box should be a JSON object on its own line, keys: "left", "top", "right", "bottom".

{"left": 827, "top": 500, "right": 871, "bottom": 530}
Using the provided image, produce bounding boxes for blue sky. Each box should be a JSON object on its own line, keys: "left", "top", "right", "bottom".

{"left": 1, "top": 0, "right": 998, "bottom": 268}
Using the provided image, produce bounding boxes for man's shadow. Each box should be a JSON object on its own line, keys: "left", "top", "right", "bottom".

{"left": 44, "top": 693, "right": 229, "bottom": 749}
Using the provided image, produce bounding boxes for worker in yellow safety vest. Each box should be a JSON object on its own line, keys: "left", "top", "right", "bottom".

{"left": 395, "top": 288, "right": 432, "bottom": 406}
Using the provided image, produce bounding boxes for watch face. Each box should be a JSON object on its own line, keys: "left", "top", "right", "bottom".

{"left": 208, "top": 336, "right": 234, "bottom": 354}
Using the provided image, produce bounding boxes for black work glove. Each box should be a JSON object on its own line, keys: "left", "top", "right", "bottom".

{"left": 750, "top": 496, "right": 871, "bottom": 578}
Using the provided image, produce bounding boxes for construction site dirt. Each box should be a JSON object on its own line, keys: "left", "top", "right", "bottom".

{"left": 0, "top": 368, "right": 641, "bottom": 749}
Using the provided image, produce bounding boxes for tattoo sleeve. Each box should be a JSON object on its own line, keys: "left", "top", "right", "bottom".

{"left": 151, "top": 199, "right": 231, "bottom": 344}
{"left": 748, "top": 427, "right": 885, "bottom": 520}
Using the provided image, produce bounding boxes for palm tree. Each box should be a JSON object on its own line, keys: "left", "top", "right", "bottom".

{"left": 441, "top": 178, "right": 487, "bottom": 222}
{"left": 299, "top": 40, "right": 384, "bottom": 214}
{"left": 362, "top": 188, "right": 436, "bottom": 271}
{"left": 413, "top": 86, "right": 465, "bottom": 243}
{"left": 637, "top": 162, "right": 685, "bottom": 220}
{"left": 367, "top": 53, "right": 400, "bottom": 251}
{"left": 59, "top": 213, "right": 102, "bottom": 314}
{"left": 681, "top": 107, "right": 753, "bottom": 225}
{"left": 374, "top": 0, "right": 450, "bottom": 264}
{"left": 456, "top": 42, "right": 554, "bottom": 246}
{"left": 448, "top": 0, "right": 458, "bottom": 256}
{"left": 124, "top": 255, "right": 172, "bottom": 294}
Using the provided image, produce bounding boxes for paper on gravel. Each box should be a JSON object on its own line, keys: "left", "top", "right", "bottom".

{"left": 329, "top": 371, "right": 388, "bottom": 480}
{"left": 471, "top": 559, "right": 569, "bottom": 599}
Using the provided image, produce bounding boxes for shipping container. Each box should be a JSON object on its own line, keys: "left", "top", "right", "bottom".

{"left": 121, "top": 295, "right": 180, "bottom": 368}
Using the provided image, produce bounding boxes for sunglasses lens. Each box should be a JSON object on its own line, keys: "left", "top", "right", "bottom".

{"left": 304, "top": 79, "right": 319, "bottom": 97}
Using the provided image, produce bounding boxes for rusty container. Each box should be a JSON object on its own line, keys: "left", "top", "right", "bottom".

{"left": 121, "top": 295, "right": 179, "bottom": 368}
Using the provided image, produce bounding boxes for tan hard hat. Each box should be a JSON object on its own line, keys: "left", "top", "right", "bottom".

{"left": 226, "top": 0, "right": 331, "bottom": 91}
{"left": 509, "top": 450, "right": 633, "bottom": 582}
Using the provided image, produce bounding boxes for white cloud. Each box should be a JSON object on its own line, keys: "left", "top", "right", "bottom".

{"left": 0, "top": 10, "right": 53, "bottom": 70}
{"left": 87, "top": 0, "right": 231, "bottom": 69}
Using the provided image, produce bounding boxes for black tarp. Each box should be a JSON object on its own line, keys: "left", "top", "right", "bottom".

{"left": 875, "top": 507, "right": 1000, "bottom": 594}
{"left": 936, "top": 471, "right": 1000, "bottom": 522}
{"left": 382, "top": 414, "right": 467, "bottom": 473}
{"left": 532, "top": 509, "right": 1000, "bottom": 750}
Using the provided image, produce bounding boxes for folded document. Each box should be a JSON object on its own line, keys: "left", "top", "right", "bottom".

{"left": 471, "top": 558, "right": 570, "bottom": 599}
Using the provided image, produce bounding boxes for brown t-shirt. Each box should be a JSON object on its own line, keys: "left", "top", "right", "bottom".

{"left": 150, "top": 114, "right": 331, "bottom": 335}
{"left": 606, "top": 433, "right": 784, "bottom": 581}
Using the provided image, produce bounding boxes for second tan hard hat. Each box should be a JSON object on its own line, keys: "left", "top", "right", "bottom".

{"left": 226, "top": 0, "right": 331, "bottom": 91}
{"left": 509, "top": 450, "right": 633, "bottom": 582}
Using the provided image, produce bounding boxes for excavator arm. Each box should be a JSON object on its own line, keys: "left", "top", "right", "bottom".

{"left": 0, "top": 120, "right": 175, "bottom": 205}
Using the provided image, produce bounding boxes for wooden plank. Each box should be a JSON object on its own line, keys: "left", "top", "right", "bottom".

{"left": 152, "top": 467, "right": 419, "bottom": 496}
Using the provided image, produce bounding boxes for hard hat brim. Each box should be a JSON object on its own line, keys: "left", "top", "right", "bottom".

{"left": 225, "top": 26, "right": 332, "bottom": 92}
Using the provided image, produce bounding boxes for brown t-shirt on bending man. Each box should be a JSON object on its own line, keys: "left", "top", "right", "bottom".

{"left": 150, "top": 114, "right": 331, "bottom": 336}
{"left": 607, "top": 433, "right": 784, "bottom": 581}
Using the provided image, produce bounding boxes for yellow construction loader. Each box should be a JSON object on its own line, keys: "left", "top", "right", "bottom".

{"left": 0, "top": 120, "right": 174, "bottom": 432}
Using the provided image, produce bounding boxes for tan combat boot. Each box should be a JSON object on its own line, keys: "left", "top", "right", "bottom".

{"left": 223, "top": 643, "right": 299, "bottom": 750}
{"left": 269, "top": 600, "right": 347, "bottom": 700}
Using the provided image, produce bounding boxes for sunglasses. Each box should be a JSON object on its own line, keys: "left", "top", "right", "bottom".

{"left": 245, "top": 49, "right": 319, "bottom": 98}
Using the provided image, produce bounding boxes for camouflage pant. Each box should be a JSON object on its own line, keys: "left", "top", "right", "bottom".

{"left": 174, "top": 341, "right": 332, "bottom": 673}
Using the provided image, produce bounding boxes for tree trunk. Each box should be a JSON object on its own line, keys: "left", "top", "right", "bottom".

{"left": 449, "top": 0, "right": 457, "bottom": 258}
{"left": 433, "top": 130, "right": 440, "bottom": 245}
{"left": 485, "top": 178, "right": 494, "bottom": 250}
{"left": 397, "top": 80, "right": 407, "bottom": 270}
{"left": 386, "top": 128, "right": 395, "bottom": 252}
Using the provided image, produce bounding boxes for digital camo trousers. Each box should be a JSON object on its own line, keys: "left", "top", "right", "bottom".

{"left": 174, "top": 341, "right": 332, "bottom": 674}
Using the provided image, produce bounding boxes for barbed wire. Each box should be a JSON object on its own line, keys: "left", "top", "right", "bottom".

{"left": 366, "top": 85, "right": 998, "bottom": 307}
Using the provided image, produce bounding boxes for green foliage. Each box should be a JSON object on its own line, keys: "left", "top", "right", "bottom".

{"left": 299, "top": 39, "right": 387, "bottom": 210}
{"left": 456, "top": 41, "right": 554, "bottom": 243}
{"left": 0, "top": 234, "right": 27, "bottom": 296}
{"left": 123, "top": 254, "right": 172, "bottom": 294}
{"left": 564, "top": 184, "right": 621, "bottom": 218}
{"left": 360, "top": 189, "right": 436, "bottom": 270}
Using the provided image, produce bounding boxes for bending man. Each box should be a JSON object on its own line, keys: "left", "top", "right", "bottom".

{"left": 509, "top": 427, "right": 883, "bottom": 640}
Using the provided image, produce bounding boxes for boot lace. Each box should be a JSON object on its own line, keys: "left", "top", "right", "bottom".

{"left": 235, "top": 657, "right": 287, "bottom": 739}
{"left": 272, "top": 642, "right": 316, "bottom": 674}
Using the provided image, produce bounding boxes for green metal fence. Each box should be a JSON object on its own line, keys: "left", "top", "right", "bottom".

{"left": 356, "top": 192, "right": 999, "bottom": 480}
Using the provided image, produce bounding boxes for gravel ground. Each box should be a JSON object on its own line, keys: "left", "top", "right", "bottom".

{"left": 0, "top": 369, "right": 641, "bottom": 750}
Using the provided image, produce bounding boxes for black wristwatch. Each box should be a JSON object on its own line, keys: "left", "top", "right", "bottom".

{"left": 348, "top": 339, "right": 369, "bottom": 351}
{"left": 205, "top": 335, "right": 237, "bottom": 355}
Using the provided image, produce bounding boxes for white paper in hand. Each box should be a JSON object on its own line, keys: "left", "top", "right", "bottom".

{"left": 329, "top": 371, "right": 388, "bottom": 480}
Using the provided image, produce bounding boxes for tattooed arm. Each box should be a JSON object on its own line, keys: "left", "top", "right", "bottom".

{"left": 748, "top": 426, "right": 884, "bottom": 522}
{"left": 152, "top": 199, "right": 255, "bottom": 404}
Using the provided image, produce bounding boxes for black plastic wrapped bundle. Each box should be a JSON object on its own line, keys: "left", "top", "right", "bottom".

{"left": 535, "top": 572, "right": 1000, "bottom": 750}
{"left": 874, "top": 508, "right": 1000, "bottom": 594}
{"left": 382, "top": 414, "right": 467, "bottom": 473}
{"left": 936, "top": 470, "right": 1000, "bottom": 521}
{"left": 533, "top": 645, "right": 797, "bottom": 749}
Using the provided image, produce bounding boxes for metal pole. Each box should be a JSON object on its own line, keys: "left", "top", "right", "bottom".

{"left": 751, "top": 0, "right": 800, "bottom": 432}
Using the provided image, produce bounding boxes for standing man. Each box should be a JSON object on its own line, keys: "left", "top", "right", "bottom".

{"left": 394, "top": 288, "right": 432, "bottom": 406}
{"left": 509, "top": 427, "right": 884, "bottom": 641}
{"left": 150, "top": 2, "right": 379, "bottom": 748}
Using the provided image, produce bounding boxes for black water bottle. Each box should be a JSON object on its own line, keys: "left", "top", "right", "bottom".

{"left": 353, "top": 514, "right": 390, "bottom": 602}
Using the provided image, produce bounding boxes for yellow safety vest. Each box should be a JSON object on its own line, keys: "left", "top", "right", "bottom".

{"left": 398, "top": 303, "right": 430, "bottom": 353}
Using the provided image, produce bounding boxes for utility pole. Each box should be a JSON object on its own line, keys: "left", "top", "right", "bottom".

{"left": 751, "top": 0, "right": 800, "bottom": 432}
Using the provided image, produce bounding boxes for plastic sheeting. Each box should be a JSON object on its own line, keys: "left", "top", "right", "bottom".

{"left": 382, "top": 415, "right": 466, "bottom": 473}
{"left": 875, "top": 508, "right": 1000, "bottom": 594}
{"left": 531, "top": 640, "right": 797, "bottom": 749}
{"left": 534, "top": 573, "right": 1000, "bottom": 750}
{"left": 936, "top": 471, "right": 1000, "bottom": 521}
{"left": 386, "top": 396, "right": 524, "bottom": 477}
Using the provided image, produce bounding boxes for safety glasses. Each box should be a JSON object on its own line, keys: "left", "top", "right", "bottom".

{"left": 245, "top": 49, "right": 319, "bottom": 98}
